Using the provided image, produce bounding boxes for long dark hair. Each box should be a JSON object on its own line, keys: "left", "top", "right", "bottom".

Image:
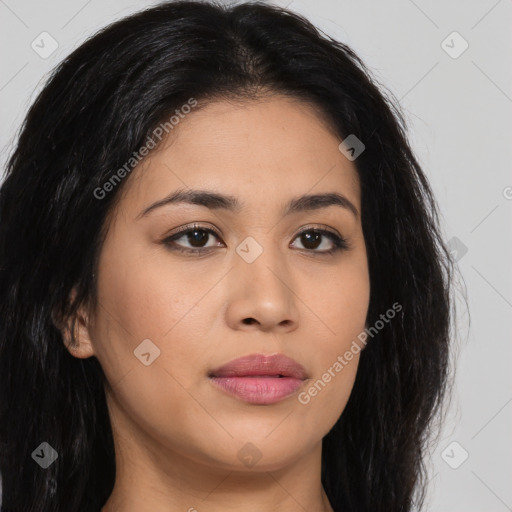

{"left": 0, "top": 1, "right": 460, "bottom": 510}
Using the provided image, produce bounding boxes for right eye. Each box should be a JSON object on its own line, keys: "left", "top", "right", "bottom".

{"left": 162, "top": 224, "right": 225, "bottom": 254}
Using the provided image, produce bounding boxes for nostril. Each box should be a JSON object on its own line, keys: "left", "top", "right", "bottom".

{"left": 242, "top": 318, "right": 257, "bottom": 325}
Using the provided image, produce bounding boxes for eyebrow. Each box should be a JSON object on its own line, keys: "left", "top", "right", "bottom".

{"left": 136, "top": 188, "right": 359, "bottom": 220}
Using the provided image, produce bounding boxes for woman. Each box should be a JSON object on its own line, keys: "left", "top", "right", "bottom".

{"left": 0, "top": 1, "right": 458, "bottom": 511}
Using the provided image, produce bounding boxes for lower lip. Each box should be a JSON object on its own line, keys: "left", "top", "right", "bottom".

{"left": 210, "top": 376, "right": 304, "bottom": 405}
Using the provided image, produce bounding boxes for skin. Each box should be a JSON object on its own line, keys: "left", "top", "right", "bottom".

{"left": 64, "top": 95, "right": 370, "bottom": 512}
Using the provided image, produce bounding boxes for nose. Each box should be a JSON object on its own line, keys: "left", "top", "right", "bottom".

{"left": 224, "top": 245, "right": 300, "bottom": 333}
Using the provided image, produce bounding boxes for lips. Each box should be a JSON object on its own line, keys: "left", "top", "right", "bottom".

{"left": 209, "top": 353, "right": 308, "bottom": 405}
{"left": 209, "top": 353, "right": 307, "bottom": 379}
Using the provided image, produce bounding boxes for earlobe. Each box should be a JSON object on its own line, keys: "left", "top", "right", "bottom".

{"left": 53, "top": 291, "right": 96, "bottom": 359}
{"left": 61, "top": 313, "right": 96, "bottom": 359}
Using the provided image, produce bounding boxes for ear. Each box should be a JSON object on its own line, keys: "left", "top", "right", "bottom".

{"left": 53, "top": 288, "right": 96, "bottom": 359}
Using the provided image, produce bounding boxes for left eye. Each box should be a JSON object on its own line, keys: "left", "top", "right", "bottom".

{"left": 163, "top": 225, "right": 349, "bottom": 255}
{"left": 291, "top": 229, "right": 348, "bottom": 253}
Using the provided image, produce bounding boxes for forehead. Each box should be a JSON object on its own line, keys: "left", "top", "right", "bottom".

{"left": 118, "top": 95, "right": 361, "bottom": 217}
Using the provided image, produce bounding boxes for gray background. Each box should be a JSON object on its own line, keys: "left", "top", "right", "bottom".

{"left": 1, "top": 0, "right": 511, "bottom": 510}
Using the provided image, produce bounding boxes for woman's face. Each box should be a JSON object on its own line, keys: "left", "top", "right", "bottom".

{"left": 74, "top": 95, "right": 370, "bottom": 472}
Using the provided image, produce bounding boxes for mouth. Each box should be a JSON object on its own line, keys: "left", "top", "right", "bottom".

{"left": 208, "top": 353, "right": 308, "bottom": 405}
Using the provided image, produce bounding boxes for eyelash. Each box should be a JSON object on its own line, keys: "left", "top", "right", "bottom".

{"left": 161, "top": 223, "right": 350, "bottom": 256}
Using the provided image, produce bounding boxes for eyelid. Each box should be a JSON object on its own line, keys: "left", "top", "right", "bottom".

{"left": 164, "top": 222, "right": 220, "bottom": 238}
{"left": 159, "top": 223, "right": 224, "bottom": 254}
{"left": 292, "top": 225, "right": 350, "bottom": 253}
{"left": 161, "top": 222, "right": 350, "bottom": 254}
{"left": 163, "top": 222, "right": 340, "bottom": 240}
{"left": 296, "top": 223, "right": 339, "bottom": 237}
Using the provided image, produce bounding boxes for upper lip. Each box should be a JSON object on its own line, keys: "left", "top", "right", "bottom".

{"left": 209, "top": 353, "right": 308, "bottom": 379}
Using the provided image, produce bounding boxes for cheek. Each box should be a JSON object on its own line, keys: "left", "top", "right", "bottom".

{"left": 93, "top": 261, "right": 219, "bottom": 445}
{"left": 309, "top": 257, "right": 370, "bottom": 345}
{"left": 92, "top": 246, "right": 219, "bottom": 388}
{"left": 296, "top": 262, "right": 369, "bottom": 420}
